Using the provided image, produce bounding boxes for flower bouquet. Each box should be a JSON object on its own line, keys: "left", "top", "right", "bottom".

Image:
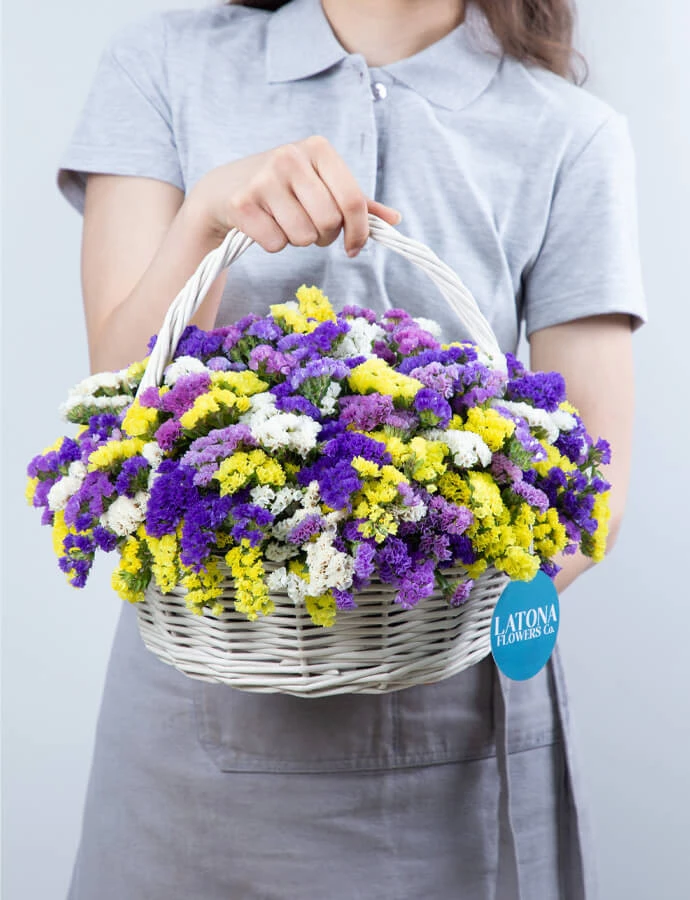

{"left": 26, "top": 218, "right": 611, "bottom": 694}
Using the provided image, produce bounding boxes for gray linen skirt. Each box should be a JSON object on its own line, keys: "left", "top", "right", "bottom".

{"left": 66, "top": 601, "right": 597, "bottom": 900}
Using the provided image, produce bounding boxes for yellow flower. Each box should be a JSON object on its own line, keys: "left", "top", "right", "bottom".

{"left": 255, "top": 457, "right": 286, "bottom": 487}
{"left": 438, "top": 472, "right": 470, "bottom": 505}
{"left": 270, "top": 303, "right": 313, "bottom": 334}
{"left": 111, "top": 532, "right": 147, "bottom": 604}
{"left": 467, "top": 471, "right": 505, "bottom": 518}
{"left": 351, "top": 456, "right": 381, "bottom": 478}
{"left": 121, "top": 400, "right": 159, "bottom": 439}
{"left": 533, "top": 508, "right": 569, "bottom": 558}
{"left": 305, "top": 592, "right": 337, "bottom": 627}
{"left": 534, "top": 443, "right": 577, "bottom": 477}
{"left": 463, "top": 407, "right": 515, "bottom": 451}
{"left": 512, "top": 503, "right": 536, "bottom": 550}
{"left": 25, "top": 477, "right": 39, "bottom": 506}
{"left": 358, "top": 506, "right": 399, "bottom": 543}
{"left": 179, "top": 388, "right": 244, "bottom": 431}
{"left": 211, "top": 370, "right": 268, "bottom": 396}
{"left": 146, "top": 531, "right": 180, "bottom": 594}
{"left": 348, "top": 358, "right": 423, "bottom": 402}
{"left": 225, "top": 541, "right": 274, "bottom": 620}
{"left": 180, "top": 558, "right": 224, "bottom": 614}
{"left": 588, "top": 492, "right": 611, "bottom": 563}
{"left": 126, "top": 358, "right": 148, "bottom": 382}
{"left": 496, "top": 547, "right": 540, "bottom": 582}
{"left": 407, "top": 436, "right": 447, "bottom": 483}
{"left": 51, "top": 509, "right": 70, "bottom": 557}
{"left": 296, "top": 284, "right": 337, "bottom": 324}
{"left": 88, "top": 439, "right": 145, "bottom": 472}
{"left": 464, "top": 559, "right": 488, "bottom": 579}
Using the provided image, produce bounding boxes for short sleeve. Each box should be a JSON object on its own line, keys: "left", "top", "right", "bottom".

{"left": 522, "top": 112, "right": 647, "bottom": 336}
{"left": 57, "top": 14, "right": 184, "bottom": 214}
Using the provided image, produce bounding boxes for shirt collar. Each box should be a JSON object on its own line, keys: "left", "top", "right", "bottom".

{"left": 266, "top": 0, "right": 503, "bottom": 112}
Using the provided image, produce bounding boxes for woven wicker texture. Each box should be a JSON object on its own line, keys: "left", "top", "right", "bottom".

{"left": 134, "top": 215, "right": 509, "bottom": 694}
{"left": 136, "top": 566, "right": 509, "bottom": 696}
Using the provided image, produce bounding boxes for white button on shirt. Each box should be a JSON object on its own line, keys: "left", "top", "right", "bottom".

{"left": 371, "top": 82, "right": 388, "bottom": 101}
{"left": 57, "top": 0, "right": 646, "bottom": 351}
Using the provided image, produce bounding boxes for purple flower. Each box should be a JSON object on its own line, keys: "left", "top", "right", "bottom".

{"left": 332, "top": 588, "right": 357, "bottom": 610}
{"left": 275, "top": 395, "right": 322, "bottom": 419}
{"left": 490, "top": 453, "right": 523, "bottom": 485}
{"left": 342, "top": 305, "right": 377, "bottom": 323}
{"left": 206, "top": 356, "right": 232, "bottom": 372}
{"left": 413, "top": 388, "right": 452, "bottom": 428}
{"left": 555, "top": 424, "right": 589, "bottom": 465}
{"left": 408, "top": 362, "right": 460, "bottom": 398}
{"left": 513, "top": 480, "right": 550, "bottom": 514}
{"left": 392, "top": 325, "right": 439, "bottom": 356}
{"left": 339, "top": 394, "right": 398, "bottom": 431}
{"left": 93, "top": 526, "right": 119, "bottom": 552}
{"left": 138, "top": 386, "right": 163, "bottom": 409}
{"left": 375, "top": 537, "right": 412, "bottom": 583}
{"left": 249, "top": 344, "right": 296, "bottom": 376}
{"left": 506, "top": 371, "right": 566, "bottom": 412}
{"left": 450, "top": 579, "right": 474, "bottom": 606}
{"left": 540, "top": 559, "right": 561, "bottom": 579}
{"left": 114, "top": 456, "right": 150, "bottom": 497}
{"left": 161, "top": 373, "right": 211, "bottom": 418}
{"left": 146, "top": 461, "right": 197, "bottom": 537}
{"left": 155, "top": 419, "right": 183, "bottom": 452}
{"left": 593, "top": 438, "right": 612, "bottom": 465}
{"left": 247, "top": 319, "right": 283, "bottom": 341}
{"left": 174, "top": 326, "right": 225, "bottom": 360}
{"left": 287, "top": 513, "right": 325, "bottom": 545}
{"left": 396, "top": 559, "right": 436, "bottom": 609}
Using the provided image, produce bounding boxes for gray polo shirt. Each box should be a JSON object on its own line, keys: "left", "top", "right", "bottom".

{"left": 57, "top": 0, "right": 647, "bottom": 351}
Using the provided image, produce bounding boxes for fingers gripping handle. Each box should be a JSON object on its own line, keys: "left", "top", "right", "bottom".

{"left": 136, "top": 215, "right": 505, "bottom": 395}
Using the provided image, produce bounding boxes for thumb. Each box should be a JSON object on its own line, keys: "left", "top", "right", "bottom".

{"left": 367, "top": 199, "right": 402, "bottom": 226}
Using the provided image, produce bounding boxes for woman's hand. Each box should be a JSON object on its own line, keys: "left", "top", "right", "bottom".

{"left": 186, "top": 135, "right": 401, "bottom": 258}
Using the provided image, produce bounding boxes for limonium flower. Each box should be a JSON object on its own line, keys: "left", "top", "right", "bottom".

{"left": 27, "top": 284, "right": 613, "bottom": 625}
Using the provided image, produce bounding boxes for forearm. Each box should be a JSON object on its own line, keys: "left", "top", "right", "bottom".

{"left": 89, "top": 197, "right": 226, "bottom": 374}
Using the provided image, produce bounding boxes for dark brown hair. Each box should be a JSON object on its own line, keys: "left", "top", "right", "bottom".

{"left": 230, "top": 0, "right": 586, "bottom": 84}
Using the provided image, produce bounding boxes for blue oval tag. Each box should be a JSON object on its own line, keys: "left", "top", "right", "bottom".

{"left": 490, "top": 571, "right": 560, "bottom": 681}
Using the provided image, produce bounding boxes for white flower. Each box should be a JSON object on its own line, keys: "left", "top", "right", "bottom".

{"left": 302, "top": 481, "right": 321, "bottom": 509}
{"left": 269, "top": 487, "right": 303, "bottom": 515}
{"left": 100, "top": 492, "right": 148, "bottom": 537}
{"left": 413, "top": 317, "right": 442, "bottom": 338}
{"left": 319, "top": 382, "right": 342, "bottom": 416}
{"left": 250, "top": 485, "right": 276, "bottom": 508}
{"left": 550, "top": 408, "right": 577, "bottom": 433}
{"left": 266, "top": 565, "right": 307, "bottom": 605}
{"left": 251, "top": 412, "right": 321, "bottom": 457}
{"left": 304, "top": 532, "right": 355, "bottom": 596}
{"left": 425, "top": 428, "right": 492, "bottom": 468}
{"left": 271, "top": 506, "right": 313, "bottom": 542}
{"left": 68, "top": 461, "right": 87, "bottom": 479}
{"left": 239, "top": 392, "right": 279, "bottom": 428}
{"left": 163, "top": 355, "right": 208, "bottom": 386}
{"left": 142, "top": 441, "right": 164, "bottom": 469}
{"left": 61, "top": 394, "right": 130, "bottom": 418}
{"left": 47, "top": 474, "right": 84, "bottom": 512}
{"left": 493, "top": 399, "right": 559, "bottom": 443}
{"left": 333, "top": 317, "right": 385, "bottom": 359}
{"left": 266, "top": 566, "right": 288, "bottom": 592}
{"left": 264, "top": 542, "right": 300, "bottom": 563}
{"left": 397, "top": 501, "right": 428, "bottom": 523}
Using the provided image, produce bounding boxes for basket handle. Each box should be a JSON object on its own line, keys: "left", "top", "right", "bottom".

{"left": 136, "top": 214, "right": 505, "bottom": 395}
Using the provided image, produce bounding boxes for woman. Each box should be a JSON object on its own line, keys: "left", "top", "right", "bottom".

{"left": 57, "top": 0, "right": 646, "bottom": 897}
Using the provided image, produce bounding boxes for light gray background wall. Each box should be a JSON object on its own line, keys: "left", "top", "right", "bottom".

{"left": 2, "top": 1, "right": 688, "bottom": 898}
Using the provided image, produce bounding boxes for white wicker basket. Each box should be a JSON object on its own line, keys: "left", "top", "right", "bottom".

{"left": 134, "top": 214, "right": 510, "bottom": 696}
